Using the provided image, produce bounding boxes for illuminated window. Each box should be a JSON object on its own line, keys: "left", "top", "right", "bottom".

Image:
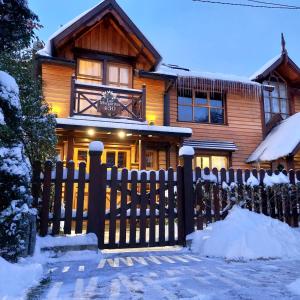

{"left": 108, "top": 64, "right": 131, "bottom": 88}
{"left": 194, "top": 155, "right": 228, "bottom": 169}
{"left": 77, "top": 59, "right": 102, "bottom": 84}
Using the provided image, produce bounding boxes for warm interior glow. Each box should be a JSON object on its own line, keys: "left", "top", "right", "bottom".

{"left": 87, "top": 129, "right": 95, "bottom": 136}
{"left": 147, "top": 114, "right": 156, "bottom": 125}
{"left": 126, "top": 133, "right": 133, "bottom": 137}
{"left": 118, "top": 131, "right": 126, "bottom": 138}
{"left": 51, "top": 105, "right": 61, "bottom": 115}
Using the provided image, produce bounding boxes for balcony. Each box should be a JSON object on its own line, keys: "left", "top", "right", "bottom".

{"left": 70, "top": 77, "right": 146, "bottom": 121}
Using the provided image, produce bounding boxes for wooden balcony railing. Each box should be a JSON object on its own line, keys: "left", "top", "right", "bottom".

{"left": 70, "top": 76, "right": 146, "bottom": 121}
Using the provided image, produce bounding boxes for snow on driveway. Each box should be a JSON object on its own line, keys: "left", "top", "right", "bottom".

{"left": 35, "top": 248, "right": 300, "bottom": 300}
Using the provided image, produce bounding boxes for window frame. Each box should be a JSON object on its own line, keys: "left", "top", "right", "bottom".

{"left": 76, "top": 58, "right": 132, "bottom": 88}
{"left": 263, "top": 72, "right": 290, "bottom": 123}
{"left": 193, "top": 153, "right": 230, "bottom": 169}
{"left": 177, "top": 89, "right": 227, "bottom": 125}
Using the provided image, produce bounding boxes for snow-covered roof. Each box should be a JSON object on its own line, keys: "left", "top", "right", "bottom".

{"left": 249, "top": 54, "right": 282, "bottom": 81}
{"left": 37, "top": 2, "right": 102, "bottom": 57}
{"left": 56, "top": 116, "right": 192, "bottom": 136}
{"left": 153, "top": 64, "right": 260, "bottom": 86}
{"left": 247, "top": 112, "right": 300, "bottom": 163}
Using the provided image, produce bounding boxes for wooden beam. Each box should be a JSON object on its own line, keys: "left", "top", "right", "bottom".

{"left": 66, "top": 135, "right": 75, "bottom": 162}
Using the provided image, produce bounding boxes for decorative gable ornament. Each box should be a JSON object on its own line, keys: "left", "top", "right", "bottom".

{"left": 97, "top": 91, "right": 122, "bottom": 117}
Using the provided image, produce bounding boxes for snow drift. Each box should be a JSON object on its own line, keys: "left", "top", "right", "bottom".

{"left": 0, "top": 257, "right": 43, "bottom": 299}
{"left": 189, "top": 206, "right": 300, "bottom": 260}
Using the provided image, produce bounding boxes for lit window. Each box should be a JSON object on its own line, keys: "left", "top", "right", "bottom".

{"left": 194, "top": 155, "right": 228, "bottom": 169}
{"left": 178, "top": 89, "right": 225, "bottom": 124}
{"left": 77, "top": 59, "right": 102, "bottom": 84}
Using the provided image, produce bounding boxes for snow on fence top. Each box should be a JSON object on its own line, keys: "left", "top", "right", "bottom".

{"left": 179, "top": 146, "right": 195, "bottom": 156}
{"left": 44, "top": 165, "right": 297, "bottom": 187}
{"left": 247, "top": 112, "right": 300, "bottom": 162}
{"left": 89, "top": 141, "right": 104, "bottom": 152}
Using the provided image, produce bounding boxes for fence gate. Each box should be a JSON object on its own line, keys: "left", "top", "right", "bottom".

{"left": 36, "top": 144, "right": 195, "bottom": 249}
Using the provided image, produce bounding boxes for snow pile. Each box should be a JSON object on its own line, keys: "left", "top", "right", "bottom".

{"left": 247, "top": 112, "right": 300, "bottom": 162}
{"left": 38, "top": 233, "right": 98, "bottom": 249}
{"left": 179, "top": 145, "right": 195, "bottom": 156}
{"left": 0, "top": 257, "right": 43, "bottom": 299}
{"left": 287, "top": 278, "right": 300, "bottom": 296}
{"left": 189, "top": 206, "right": 300, "bottom": 260}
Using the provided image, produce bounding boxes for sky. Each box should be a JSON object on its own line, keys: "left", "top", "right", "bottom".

{"left": 28, "top": 0, "right": 300, "bottom": 78}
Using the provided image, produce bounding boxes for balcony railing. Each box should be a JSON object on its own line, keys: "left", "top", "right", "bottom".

{"left": 70, "top": 76, "right": 146, "bottom": 121}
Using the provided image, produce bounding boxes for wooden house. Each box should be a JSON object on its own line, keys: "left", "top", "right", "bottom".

{"left": 36, "top": 0, "right": 300, "bottom": 171}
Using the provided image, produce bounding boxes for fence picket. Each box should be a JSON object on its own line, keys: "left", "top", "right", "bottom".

{"left": 119, "top": 168, "right": 128, "bottom": 247}
{"left": 159, "top": 169, "right": 166, "bottom": 246}
{"left": 64, "top": 161, "right": 74, "bottom": 234}
{"left": 52, "top": 161, "right": 63, "bottom": 235}
{"left": 167, "top": 168, "right": 175, "bottom": 245}
{"left": 129, "top": 171, "right": 138, "bottom": 247}
{"left": 40, "top": 161, "right": 52, "bottom": 236}
{"left": 108, "top": 166, "right": 118, "bottom": 247}
{"left": 212, "top": 168, "right": 220, "bottom": 221}
{"left": 195, "top": 167, "right": 203, "bottom": 230}
{"left": 75, "top": 162, "right": 86, "bottom": 234}
{"left": 139, "top": 171, "right": 147, "bottom": 247}
{"left": 149, "top": 171, "right": 156, "bottom": 246}
{"left": 176, "top": 166, "right": 185, "bottom": 245}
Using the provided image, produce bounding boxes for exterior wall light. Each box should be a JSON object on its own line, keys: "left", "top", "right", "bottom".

{"left": 87, "top": 129, "right": 95, "bottom": 136}
{"left": 118, "top": 131, "right": 126, "bottom": 138}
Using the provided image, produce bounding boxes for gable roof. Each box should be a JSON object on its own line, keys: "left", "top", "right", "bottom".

{"left": 250, "top": 35, "right": 300, "bottom": 85}
{"left": 37, "top": 0, "right": 161, "bottom": 68}
{"left": 247, "top": 112, "right": 300, "bottom": 163}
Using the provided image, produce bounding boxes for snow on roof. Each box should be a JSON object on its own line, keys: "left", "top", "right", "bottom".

{"left": 56, "top": 117, "right": 192, "bottom": 136}
{"left": 37, "top": 2, "right": 103, "bottom": 57}
{"left": 249, "top": 54, "right": 282, "bottom": 81}
{"left": 247, "top": 112, "right": 300, "bottom": 163}
{"left": 154, "top": 64, "right": 260, "bottom": 86}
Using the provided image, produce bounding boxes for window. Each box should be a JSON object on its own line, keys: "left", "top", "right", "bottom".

{"left": 104, "top": 150, "right": 128, "bottom": 168}
{"left": 77, "top": 59, "right": 102, "bottom": 84}
{"left": 263, "top": 74, "right": 289, "bottom": 123}
{"left": 108, "top": 64, "right": 131, "bottom": 88}
{"left": 178, "top": 89, "right": 225, "bottom": 124}
{"left": 194, "top": 155, "right": 228, "bottom": 169}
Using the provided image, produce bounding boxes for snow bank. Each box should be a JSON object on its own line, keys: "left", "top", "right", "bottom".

{"left": 0, "top": 257, "right": 43, "bottom": 299}
{"left": 287, "top": 278, "right": 300, "bottom": 296}
{"left": 38, "top": 233, "right": 98, "bottom": 248}
{"left": 189, "top": 206, "right": 300, "bottom": 260}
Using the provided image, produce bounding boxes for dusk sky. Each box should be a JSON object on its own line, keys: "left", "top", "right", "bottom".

{"left": 28, "top": 0, "right": 300, "bottom": 78}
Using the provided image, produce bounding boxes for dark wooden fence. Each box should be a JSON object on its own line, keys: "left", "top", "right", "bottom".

{"left": 33, "top": 146, "right": 300, "bottom": 249}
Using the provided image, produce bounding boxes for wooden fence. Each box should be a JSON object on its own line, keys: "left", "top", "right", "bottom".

{"left": 33, "top": 145, "right": 300, "bottom": 249}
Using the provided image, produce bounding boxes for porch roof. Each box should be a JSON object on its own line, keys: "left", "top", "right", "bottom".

{"left": 247, "top": 112, "right": 300, "bottom": 163}
{"left": 183, "top": 140, "right": 238, "bottom": 152}
{"left": 56, "top": 116, "right": 192, "bottom": 137}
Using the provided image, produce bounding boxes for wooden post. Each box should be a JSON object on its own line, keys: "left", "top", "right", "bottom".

{"left": 70, "top": 75, "right": 75, "bottom": 117}
{"left": 87, "top": 141, "right": 104, "bottom": 242}
{"left": 142, "top": 84, "right": 146, "bottom": 121}
{"left": 66, "top": 135, "right": 74, "bottom": 162}
{"left": 179, "top": 146, "right": 195, "bottom": 237}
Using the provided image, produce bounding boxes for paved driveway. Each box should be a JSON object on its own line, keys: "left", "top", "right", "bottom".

{"left": 34, "top": 248, "right": 300, "bottom": 300}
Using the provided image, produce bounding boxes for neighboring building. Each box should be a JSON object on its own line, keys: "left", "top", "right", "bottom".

{"left": 36, "top": 0, "right": 300, "bottom": 170}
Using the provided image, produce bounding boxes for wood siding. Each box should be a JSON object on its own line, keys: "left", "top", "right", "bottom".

{"left": 75, "top": 19, "right": 137, "bottom": 57}
{"left": 134, "top": 77, "right": 165, "bottom": 126}
{"left": 42, "top": 63, "right": 75, "bottom": 118}
{"left": 170, "top": 88, "right": 264, "bottom": 169}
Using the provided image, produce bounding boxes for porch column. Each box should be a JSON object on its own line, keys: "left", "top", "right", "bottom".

{"left": 139, "top": 139, "right": 147, "bottom": 170}
{"left": 66, "top": 135, "right": 74, "bottom": 162}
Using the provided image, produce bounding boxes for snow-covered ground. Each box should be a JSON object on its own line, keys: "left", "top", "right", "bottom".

{"left": 3, "top": 208, "right": 300, "bottom": 299}
{"left": 33, "top": 248, "right": 300, "bottom": 300}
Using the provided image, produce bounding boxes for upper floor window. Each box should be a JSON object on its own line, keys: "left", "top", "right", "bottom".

{"left": 77, "top": 58, "right": 131, "bottom": 88}
{"left": 77, "top": 59, "right": 103, "bottom": 84}
{"left": 263, "top": 74, "right": 289, "bottom": 123}
{"left": 178, "top": 89, "right": 225, "bottom": 124}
